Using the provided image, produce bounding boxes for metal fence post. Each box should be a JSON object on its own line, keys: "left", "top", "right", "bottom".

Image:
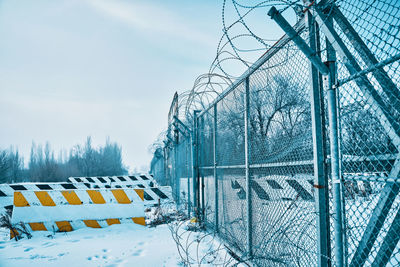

{"left": 174, "top": 138, "right": 180, "bottom": 205}
{"left": 313, "top": 4, "right": 400, "bottom": 148}
{"left": 187, "top": 136, "right": 191, "bottom": 217}
{"left": 162, "top": 146, "right": 167, "bottom": 186}
{"left": 213, "top": 105, "right": 218, "bottom": 232}
{"left": 244, "top": 77, "right": 252, "bottom": 258}
{"left": 200, "top": 116, "right": 205, "bottom": 221}
{"left": 306, "top": 9, "right": 331, "bottom": 266}
{"left": 268, "top": 6, "right": 329, "bottom": 76}
{"left": 325, "top": 37, "right": 345, "bottom": 267}
{"left": 192, "top": 110, "right": 200, "bottom": 217}
{"left": 163, "top": 145, "right": 170, "bottom": 186}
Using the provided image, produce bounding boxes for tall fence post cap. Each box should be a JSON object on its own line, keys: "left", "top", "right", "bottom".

{"left": 268, "top": 6, "right": 279, "bottom": 18}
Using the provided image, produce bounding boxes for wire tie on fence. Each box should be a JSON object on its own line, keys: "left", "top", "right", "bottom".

{"left": 302, "top": 1, "right": 316, "bottom": 13}
{"left": 313, "top": 184, "right": 325, "bottom": 189}
{"left": 324, "top": 60, "right": 335, "bottom": 66}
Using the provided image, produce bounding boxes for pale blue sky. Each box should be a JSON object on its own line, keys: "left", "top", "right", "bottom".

{"left": 0, "top": 0, "right": 289, "bottom": 171}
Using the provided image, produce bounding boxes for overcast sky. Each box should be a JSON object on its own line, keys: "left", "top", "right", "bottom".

{"left": 0, "top": 0, "right": 289, "bottom": 172}
{"left": 0, "top": 0, "right": 226, "bottom": 172}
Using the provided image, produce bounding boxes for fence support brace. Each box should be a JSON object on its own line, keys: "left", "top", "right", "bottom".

{"left": 200, "top": 116, "right": 205, "bottom": 221}
{"left": 325, "top": 40, "right": 345, "bottom": 267}
{"left": 213, "top": 105, "right": 219, "bottom": 232}
{"left": 187, "top": 140, "right": 191, "bottom": 217}
{"left": 306, "top": 9, "right": 331, "bottom": 267}
{"left": 244, "top": 76, "right": 253, "bottom": 258}
{"left": 268, "top": 6, "right": 329, "bottom": 75}
{"left": 192, "top": 110, "right": 200, "bottom": 217}
{"left": 174, "top": 137, "right": 180, "bottom": 205}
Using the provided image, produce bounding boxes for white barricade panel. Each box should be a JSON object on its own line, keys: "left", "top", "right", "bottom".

{"left": 11, "top": 188, "right": 146, "bottom": 237}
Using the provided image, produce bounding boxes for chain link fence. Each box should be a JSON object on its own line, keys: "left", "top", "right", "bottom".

{"left": 333, "top": 0, "right": 400, "bottom": 266}
{"left": 150, "top": 0, "right": 400, "bottom": 265}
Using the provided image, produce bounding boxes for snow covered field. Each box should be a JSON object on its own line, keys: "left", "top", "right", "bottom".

{"left": 0, "top": 224, "right": 180, "bottom": 266}
{"left": 0, "top": 221, "right": 242, "bottom": 266}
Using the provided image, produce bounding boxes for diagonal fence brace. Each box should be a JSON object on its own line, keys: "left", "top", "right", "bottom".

{"left": 312, "top": 4, "right": 400, "bottom": 149}
{"left": 268, "top": 6, "right": 329, "bottom": 76}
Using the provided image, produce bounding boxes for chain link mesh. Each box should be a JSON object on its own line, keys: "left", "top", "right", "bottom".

{"left": 248, "top": 29, "right": 317, "bottom": 266}
{"left": 150, "top": 0, "right": 400, "bottom": 265}
{"left": 215, "top": 83, "right": 247, "bottom": 253}
{"left": 331, "top": 0, "right": 400, "bottom": 266}
{"left": 150, "top": 148, "right": 166, "bottom": 186}
{"left": 176, "top": 135, "right": 192, "bottom": 207}
{"left": 199, "top": 109, "right": 216, "bottom": 225}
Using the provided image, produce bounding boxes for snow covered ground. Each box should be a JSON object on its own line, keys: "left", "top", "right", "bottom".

{"left": 0, "top": 224, "right": 179, "bottom": 266}
{"left": 0, "top": 221, "right": 242, "bottom": 266}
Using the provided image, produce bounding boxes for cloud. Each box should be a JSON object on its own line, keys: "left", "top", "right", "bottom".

{"left": 85, "top": 0, "right": 215, "bottom": 47}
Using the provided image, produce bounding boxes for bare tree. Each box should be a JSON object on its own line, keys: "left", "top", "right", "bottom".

{"left": 0, "top": 150, "right": 10, "bottom": 183}
{"left": 0, "top": 148, "right": 25, "bottom": 183}
{"left": 249, "top": 75, "right": 310, "bottom": 143}
{"left": 25, "top": 137, "right": 128, "bottom": 182}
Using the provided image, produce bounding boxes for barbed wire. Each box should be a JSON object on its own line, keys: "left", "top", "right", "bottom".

{"left": 149, "top": 1, "right": 307, "bottom": 150}
{"left": 184, "top": 1, "right": 306, "bottom": 120}
{"left": 151, "top": 0, "right": 400, "bottom": 265}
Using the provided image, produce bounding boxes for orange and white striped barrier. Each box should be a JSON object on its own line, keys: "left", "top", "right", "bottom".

{"left": 10, "top": 188, "right": 146, "bottom": 238}
{"left": 0, "top": 182, "right": 91, "bottom": 214}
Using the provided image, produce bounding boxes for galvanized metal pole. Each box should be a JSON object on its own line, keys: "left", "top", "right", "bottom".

{"left": 162, "top": 146, "right": 167, "bottom": 186}
{"left": 331, "top": 4, "right": 400, "bottom": 109}
{"left": 174, "top": 138, "right": 179, "bottom": 205}
{"left": 213, "top": 105, "right": 219, "bottom": 232}
{"left": 191, "top": 110, "right": 200, "bottom": 217}
{"left": 306, "top": 9, "right": 331, "bottom": 266}
{"left": 244, "top": 76, "right": 252, "bottom": 258}
{"left": 200, "top": 116, "right": 205, "bottom": 221}
{"left": 187, "top": 136, "right": 191, "bottom": 217}
{"left": 325, "top": 37, "right": 345, "bottom": 267}
{"left": 313, "top": 5, "right": 400, "bottom": 148}
{"left": 195, "top": 114, "right": 201, "bottom": 218}
{"left": 268, "top": 6, "right": 329, "bottom": 76}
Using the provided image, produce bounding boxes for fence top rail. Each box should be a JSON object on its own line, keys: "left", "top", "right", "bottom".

{"left": 197, "top": 17, "right": 305, "bottom": 118}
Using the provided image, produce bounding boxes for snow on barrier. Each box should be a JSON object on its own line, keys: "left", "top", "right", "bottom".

{"left": 88, "top": 182, "right": 148, "bottom": 189}
{"left": 68, "top": 174, "right": 155, "bottom": 188}
{"left": 65, "top": 175, "right": 173, "bottom": 206}
{"left": 65, "top": 185, "right": 173, "bottom": 207}
{"left": 10, "top": 188, "right": 146, "bottom": 239}
{"left": 0, "top": 182, "right": 92, "bottom": 214}
{"left": 1, "top": 183, "right": 174, "bottom": 216}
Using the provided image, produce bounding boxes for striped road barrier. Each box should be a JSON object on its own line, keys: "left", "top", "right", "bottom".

{"left": 10, "top": 188, "right": 146, "bottom": 239}
{"left": 231, "top": 177, "right": 315, "bottom": 202}
{"left": 1, "top": 183, "right": 174, "bottom": 216}
{"left": 70, "top": 185, "right": 174, "bottom": 207}
{"left": 68, "top": 174, "right": 155, "bottom": 188}
{"left": 67, "top": 185, "right": 173, "bottom": 207}
{"left": 0, "top": 183, "right": 92, "bottom": 214}
{"left": 141, "top": 186, "right": 173, "bottom": 206}
{"left": 66, "top": 185, "right": 174, "bottom": 206}
{"left": 88, "top": 182, "right": 149, "bottom": 189}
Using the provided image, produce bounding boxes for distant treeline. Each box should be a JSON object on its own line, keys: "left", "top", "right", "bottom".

{"left": 0, "top": 137, "right": 128, "bottom": 183}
